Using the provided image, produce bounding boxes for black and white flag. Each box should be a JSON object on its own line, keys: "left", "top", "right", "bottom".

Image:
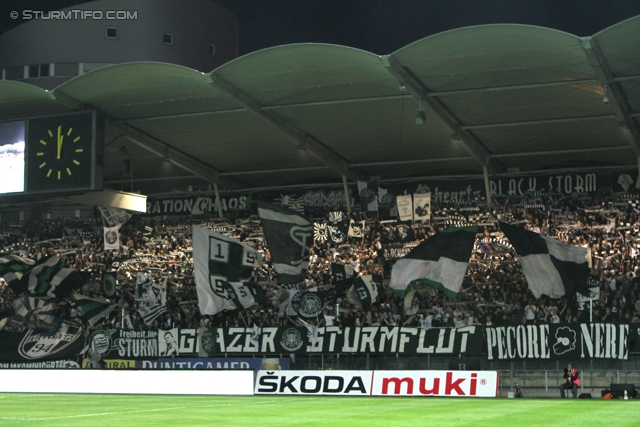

{"left": 12, "top": 295, "right": 56, "bottom": 327}
{"left": 22, "top": 256, "right": 84, "bottom": 298}
{"left": 138, "top": 302, "right": 167, "bottom": 326}
{"left": 225, "top": 281, "right": 266, "bottom": 311}
{"left": 98, "top": 207, "right": 132, "bottom": 251}
{"left": 500, "top": 222, "right": 590, "bottom": 298}
{"left": 137, "top": 278, "right": 168, "bottom": 325}
{"left": 135, "top": 272, "right": 153, "bottom": 299}
{"left": 98, "top": 206, "right": 133, "bottom": 228}
{"left": 193, "top": 226, "right": 261, "bottom": 315}
{"left": 358, "top": 181, "right": 379, "bottom": 211}
{"left": 378, "top": 187, "right": 394, "bottom": 219}
{"left": 313, "top": 222, "right": 347, "bottom": 244}
{"left": 158, "top": 328, "right": 179, "bottom": 357}
{"left": 392, "top": 222, "right": 414, "bottom": 243}
{"left": 257, "top": 202, "right": 312, "bottom": 284}
{"left": 286, "top": 290, "right": 324, "bottom": 319}
{"left": 348, "top": 219, "right": 366, "bottom": 238}
{"left": 413, "top": 193, "right": 431, "bottom": 222}
{"left": 103, "top": 225, "right": 120, "bottom": 251}
{"left": 0, "top": 254, "right": 35, "bottom": 292}
{"left": 69, "top": 294, "right": 118, "bottom": 327}
{"left": 353, "top": 275, "right": 383, "bottom": 310}
{"left": 396, "top": 195, "right": 413, "bottom": 221}
{"left": 332, "top": 263, "right": 355, "bottom": 282}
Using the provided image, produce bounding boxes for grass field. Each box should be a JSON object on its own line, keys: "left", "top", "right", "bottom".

{"left": 0, "top": 394, "right": 639, "bottom": 427}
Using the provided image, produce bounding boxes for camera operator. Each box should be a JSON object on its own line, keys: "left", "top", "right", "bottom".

{"left": 559, "top": 362, "right": 580, "bottom": 398}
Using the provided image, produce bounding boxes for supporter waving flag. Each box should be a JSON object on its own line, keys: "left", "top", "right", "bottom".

{"left": 21, "top": 255, "right": 85, "bottom": 298}
{"left": 193, "top": 226, "right": 261, "bottom": 315}
{"left": 0, "top": 254, "right": 36, "bottom": 292}
{"left": 69, "top": 294, "right": 118, "bottom": 327}
{"left": 389, "top": 226, "right": 478, "bottom": 299}
{"left": 257, "top": 202, "right": 313, "bottom": 284}
{"left": 499, "top": 222, "right": 590, "bottom": 299}
{"left": 353, "top": 274, "right": 383, "bottom": 310}
{"left": 12, "top": 295, "right": 56, "bottom": 327}
{"left": 224, "top": 281, "right": 265, "bottom": 311}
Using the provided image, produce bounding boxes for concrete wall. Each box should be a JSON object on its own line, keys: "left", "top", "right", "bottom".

{"left": 0, "top": 0, "right": 238, "bottom": 89}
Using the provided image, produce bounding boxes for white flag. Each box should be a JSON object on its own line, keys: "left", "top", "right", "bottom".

{"left": 99, "top": 207, "right": 131, "bottom": 251}
{"left": 98, "top": 207, "right": 132, "bottom": 228}
{"left": 396, "top": 195, "right": 413, "bottom": 221}
{"left": 413, "top": 193, "right": 431, "bottom": 222}
{"left": 103, "top": 225, "right": 121, "bottom": 251}
{"left": 193, "top": 226, "right": 260, "bottom": 315}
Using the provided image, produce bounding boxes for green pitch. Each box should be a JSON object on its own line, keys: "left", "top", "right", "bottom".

{"left": 0, "top": 394, "right": 639, "bottom": 427}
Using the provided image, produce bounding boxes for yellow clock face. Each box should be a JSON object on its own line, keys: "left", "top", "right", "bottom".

{"left": 36, "top": 125, "right": 84, "bottom": 180}
{"left": 27, "top": 112, "right": 95, "bottom": 193}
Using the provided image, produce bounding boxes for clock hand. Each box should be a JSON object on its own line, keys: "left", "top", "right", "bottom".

{"left": 57, "top": 126, "right": 63, "bottom": 159}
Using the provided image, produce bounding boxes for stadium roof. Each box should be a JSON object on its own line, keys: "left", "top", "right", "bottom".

{"left": 1, "top": 16, "right": 639, "bottom": 197}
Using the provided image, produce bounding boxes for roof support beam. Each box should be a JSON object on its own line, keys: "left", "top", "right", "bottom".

{"left": 492, "top": 145, "right": 630, "bottom": 158}
{"left": 108, "top": 121, "right": 227, "bottom": 186}
{"left": 582, "top": 37, "right": 640, "bottom": 156}
{"left": 51, "top": 88, "right": 238, "bottom": 188}
{"left": 381, "top": 55, "right": 492, "bottom": 168}
{"left": 462, "top": 114, "right": 616, "bottom": 130}
{"left": 220, "top": 156, "right": 476, "bottom": 176}
{"left": 614, "top": 74, "right": 640, "bottom": 83}
{"left": 105, "top": 175, "right": 198, "bottom": 184}
{"left": 117, "top": 94, "right": 413, "bottom": 123}
{"left": 219, "top": 165, "right": 330, "bottom": 176}
{"left": 430, "top": 79, "right": 599, "bottom": 97}
{"left": 209, "top": 73, "right": 366, "bottom": 182}
{"left": 352, "top": 156, "right": 472, "bottom": 168}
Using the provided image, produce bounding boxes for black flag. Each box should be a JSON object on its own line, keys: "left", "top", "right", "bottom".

{"left": 353, "top": 274, "right": 383, "bottom": 310}
{"left": 257, "top": 202, "right": 313, "bottom": 284}
{"left": 225, "top": 281, "right": 266, "bottom": 311}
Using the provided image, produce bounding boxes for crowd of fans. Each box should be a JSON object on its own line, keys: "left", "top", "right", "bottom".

{"left": 2, "top": 188, "right": 640, "bottom": 335}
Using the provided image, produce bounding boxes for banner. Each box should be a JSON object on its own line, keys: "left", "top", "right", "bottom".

{"left": 81, "top": 359, "right": 136, "bottom": 369}
{"left": 383, "top": 244, "right": 410, "bottom": 259}
{"left": 214, "top": 325, "right": 483, "bottom": 355}
{"left": 0, "top": 360, "right": 80, "bottom": 369}
{"left": 142, "top": 173, "right": 605, "bottom": 217}
{"left": 255, "top": 370, "right": 372, "bottom": 395}
{"left": 255, "top": 370, "right": 498, "bottom": 397}
{"left": 98, "top": 207, "right": 131, "bottom": 251}
{"left": 396, "top": 195, "right": 413, "bottom": 221}
{"left": 0, "top": 370, "right": 254, "bottom": 395}
{"left": 193, "top": 226, "right": 260, "bottom": 315}
{"left": 145, "top": 195, "right": 249, "bottom": 215}
{"left": 358, "top": 181, "right": 378, "bottom": 211}
{"left": 158, "top": 328, "right": 199, "bottom": 357}
{"left": 97, "top": 206, "right": 132, "bottom": 228}
{"left": 103, "top": 225, "right": 121, "bottom": 250}
{"left": 348, "top": 219, "right": 366, "bottom": 238}
{"left": 87, "top": 329, "right": 159, "bottom": 360}
{"left": 313, "top": 222, "right": 347, "bottom": 244}
{"left": 136, "top": 357, "right": 290, "bottom": 370}
{"left": 0, "top": 320, "right": 85, "bottom": 361}
{"left": 413, "top": 193, "right": 431, "bottom": 222}
{"left": 486, "top": 323, "right": 629, "bottom": 360}
{"left": 371, "top": 370, "right": 498, "bottom": 397}
{"left": 257, "top": 202, "right": 312, "bottom": 284}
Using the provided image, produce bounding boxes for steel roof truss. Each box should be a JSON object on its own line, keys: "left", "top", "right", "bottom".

{"left": 209, "top": 73, "right": 366, "bottom": 182}
{"left": 382, "top": 55, "right": 492, "bottom": 167}
{"left": 582, "top": 37, "right": 640, "bottom": 156}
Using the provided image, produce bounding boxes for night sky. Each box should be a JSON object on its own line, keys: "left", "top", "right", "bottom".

{"left": 1, "top": 0, "right": 640, "bottom": 55}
